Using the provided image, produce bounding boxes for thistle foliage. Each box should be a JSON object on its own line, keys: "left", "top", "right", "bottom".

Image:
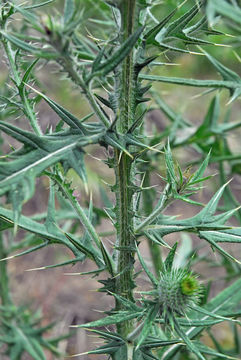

{"left": 0, "top": 0, "right": 241, "bottom": 359}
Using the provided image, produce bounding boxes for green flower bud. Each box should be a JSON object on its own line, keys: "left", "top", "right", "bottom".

{"left": 157, "top": 269, "right": 201, "bottom": 318}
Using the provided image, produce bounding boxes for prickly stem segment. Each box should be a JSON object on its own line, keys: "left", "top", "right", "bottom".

{"left": 114, "top": 0, "right": 139, "bottom": 338}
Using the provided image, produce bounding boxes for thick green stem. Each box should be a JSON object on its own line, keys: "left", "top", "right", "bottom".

{"left": 114, "top": 0, "right": 139, "bottom": 338}
{"left": 0, "top": 234, "right": 12, "bottom": 306}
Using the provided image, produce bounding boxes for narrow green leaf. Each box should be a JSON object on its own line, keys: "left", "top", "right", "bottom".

{"left": 136, "top": 243, "right": 158, "bottom": 286}
{"left": 19, "top": 59, "right": 39, "bottom": 95}
{"left": 206, "top": 0, "right": 241, "bottom": 26}
{"left": 0, "top": 31, "right": 58, "bottom": 59}
{"left": 0, "top": 242, "right": 48, "bottom": 262}
{"left": 199, "top": 231, "right": 241, "bottom": 264}
{"left": 25, "top": 86, "right": 92, "bottom": 133}
{"left": 83, "top": 329, "right": 124, "bottom": 348}
{"left": 188, "top": 150, "right": 211, "bottom": 185}
{"left": 71, "top": 311, "right": 141, "bottom": 328}
{"left": 144, "top": 8, "right": 177, "bottom": 43}
{"left": 140, "top": 74, "right": 240, "bottom": 93}
{"left": 193, "top": 181, "right": 231, "bottom": 222}
{"left": 0, "top": 207, "right": 84, "bottom": 257}
{"left": 164, "top": 242, "right": 178, "bottom": 271}
{"left": 11, "top": 3, "right": 44, "bottom": 33}
{"left": 26, "top": 258, "right": 82, "bottom": 271}
{"left": 13, "top": 327, "right": 45, "bottom": 360}
{"left": 63, "top": 0, "right": 75, "bottom": 25}
{"left": 104, "top": 133, "right": 133, "bottom": 158}
{"left": 65, "top": 232, "right": 101, "bottom": 264}
{"left": 136, "top": 304, "right": 160, "bottom": 349}
{"left": 24, "top": 0, "right": 53, "bottom": 9}
{"left": 165, "top": 141, "right": 177, "bottom": 191}
{"left": 92, "top": 27, "right": 143, "bottom": 77}
{"left": 172, "top": 316, "right": 205, "bottom": 360}
{"left": 190, "top": 305, "right": 240, "bottom": 324}
{"left": 99, "top": 240, "right": 115, "bottom": 276}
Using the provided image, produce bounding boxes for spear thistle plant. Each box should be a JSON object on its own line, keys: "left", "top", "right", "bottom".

{"left": 0, "top": 0, "right": 241, "bottom": 359}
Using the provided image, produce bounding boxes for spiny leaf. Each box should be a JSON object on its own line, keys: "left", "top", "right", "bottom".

{"left": 25, "top": 86, "right": 95, "bottom": 133}
{"left": 172, "top": 316, "right": 205, "bottom": 360}
{"left": 10, "top": 3, "right": 44, "bottom": 33}
{"left": 136, "top": 243, "right": 158, "bottom": 286}
{"left": 0, "top": 131, "right": 95, "bottom": 192}
{"left": 63, "top": 0, "right": 75, "bottom": 25}
{"left": 84, "top": 328, "right": 123, "bottom": 341}
{"left": 140, "top": 74, "right": 241, "bottom": 100}
{"left": 90, "top": 27, "right": 143, "bottom": 78}
{"left": 190, "top": 305, "right": 241, "bottom": 324}
{"left": 46, "top": 172, "right": 102, "bottom": 251}
{"left": 144, "top": 8, "right": 177, "bottom": 43}
{"left": 0, "top": 31, "right": 58, "bottom": 59}
{"left": 199, "top": 231, "right": 241, "bottom": 264}
{"left": 24, "top": 0, "right": 53, "bottom": 10}
{"left": 70, "top": 341, "right": 127, "bottom": 357}
{"left": 165, "top": 140, "right": 177, "bottom": 191}
{"left": 71, "top": 311, "right": 141, "bottom": 328}
{"left": 194, "top": 341, "right": 238, "bottom": 359}
{"left": 136, "top": 304, "right": 160, "bottom": 349}
{"left": 99, "top": 240, "right": 115, "bottom": 276}
{"left": 193, "top": 181, "right": 231, "bottom": 222}
{"left": 0, "top": 207, "right": 84, "bottom": 258}
{"left": 26, "top": 258, "right": 82, "bottom": 271}
{"left": 19, "top": 59, "right": 39, "bottom": 94}
{"left": 164, "top": 242, "right": 178, "bottom": 271}
{"left": 187, "top": 150, "right": 211, "bottom": 185}
{"left": 0, "top": 242, "right": 48, "bottom": 262}
{"left": 103, "top": 132, "right": 133, "bottom": 158}
{"left": 65, "top": 232, "right": 103, "bottom": 266}
{"left": 206, "top": 0, "right": 241, "bottom": 26}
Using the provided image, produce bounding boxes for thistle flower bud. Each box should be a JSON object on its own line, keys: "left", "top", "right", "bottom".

{"left": 157, "top": 269, "right": 201, "bottom": 319}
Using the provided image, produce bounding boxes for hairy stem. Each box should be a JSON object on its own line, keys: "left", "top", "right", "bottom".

{"left": 114, "top": 0, "right": 139, "bottom": 338}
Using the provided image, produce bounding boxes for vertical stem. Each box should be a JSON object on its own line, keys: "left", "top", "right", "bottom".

{"left": 114, "top": 0, "right": 139, "bottom": 338}
{"left": 0, "top": 234, "right": 12, "bottom": 306}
